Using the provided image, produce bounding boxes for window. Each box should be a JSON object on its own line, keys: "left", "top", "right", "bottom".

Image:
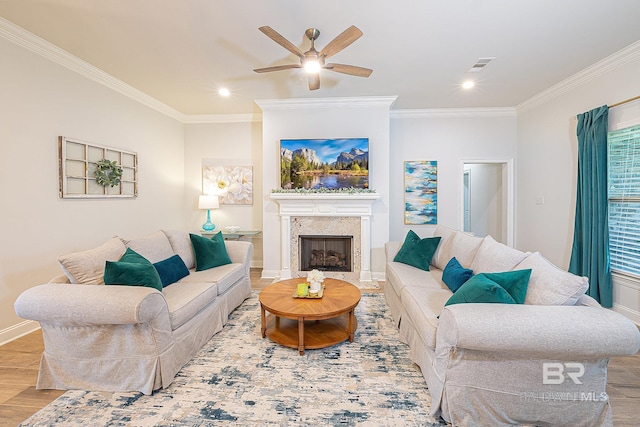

{"left": 608, "top": 124, "right": 640, "bottom": 276}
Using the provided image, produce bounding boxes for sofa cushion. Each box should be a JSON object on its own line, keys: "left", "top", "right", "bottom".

{"left": 442, "top": 257, "right": 474, "bottom": 292}
{"left": 393, "top": 230, "right": 441, "bottom": 271}
{"left": 58, "top": 237, "right": 127, "bottom": 285}
{"left": 431, "top": 225, "right": 458, "bottom": 269}
{"left": 435, "top": 230, "right": 484, "bottom": 269}
{"left": 190, "top": 233, "right": 232, "bottom": 271}
{"left": 162, "top": 229, "right": 196, "bottom": 270}
{"left": 445, "top": 269, "right": 531, "bottom": 306}
{"left": 154, "top": 254, "right": 190, "bottom": 287}
{"left": 515, "top": 252, "right": 589, "bottom": 305}
{"left": 402, "top": 286, "right": 453, "bottom": 348}
{"left": 121, "top": 230, "right": 174, "bottom": 263}
{"left": 470, "top": 235, "right": 530, "bottom": 273}
{"left": 387, "top": 261, "right": 447, "bottom": 295}
{"left": 178, "top": 263, "right": 245, "bottom": 295}
{"left": 103, "top": 261, "right": 163, "bottom": 291}
{"left": 161, "top": 281, "right": 219, "bottom": 330}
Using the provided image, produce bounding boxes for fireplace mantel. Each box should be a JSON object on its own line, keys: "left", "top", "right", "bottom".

{"left": 270, "top": 192, "right": 380, "bottom": 281}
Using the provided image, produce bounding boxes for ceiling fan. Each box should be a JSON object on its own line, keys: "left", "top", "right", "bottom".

{"left": 253, "top": 25, "right": 373, "bottom": 90}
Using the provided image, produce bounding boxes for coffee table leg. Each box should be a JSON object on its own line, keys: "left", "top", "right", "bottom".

{"left": 348, "top": 309, "right": 355, "bottom": 343}
{"left": 260, "top": 306, "right": 266, "bottom": 338}
{"left": 298, "top": 317, "right": 305, "bottom": 355}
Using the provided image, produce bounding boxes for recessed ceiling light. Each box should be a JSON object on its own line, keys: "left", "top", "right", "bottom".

{"left": 462, "top": 80, "right": 475, "bottom": 89}
{"left": 218, "top": 88, "right": 230, "bottom": 97}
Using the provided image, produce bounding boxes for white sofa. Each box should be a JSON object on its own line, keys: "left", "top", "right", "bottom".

{"left": 14, "top": 229, "right": 252, "bottom": 395}
{"left": 385, "top": 225, "right": 640, "bottom": 426}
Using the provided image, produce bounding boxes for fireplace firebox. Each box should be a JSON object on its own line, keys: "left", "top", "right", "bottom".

{"left": 299, "top": 235, "right": 352, "bottom": 272}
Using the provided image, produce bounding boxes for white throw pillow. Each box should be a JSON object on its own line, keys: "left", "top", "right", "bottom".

{"left": 515, "top": 252, "right": 589, "bottom": 305}
{"left": 121, "top": 230, "right": 174, "bottom": 263}
{"left": 58, "top": 237, "right": 126, "bottom": 285}
{"left": 163, "top": 229, "right": 196, "bottom": 270}
{"left": 444, "top": 231, "right": 484, "bottom": 268}
{"left": 470, "top": 235, "right": 530, "bottom": 273}
{"left": 431, "top": 225, "right": 458, "bottom": 270}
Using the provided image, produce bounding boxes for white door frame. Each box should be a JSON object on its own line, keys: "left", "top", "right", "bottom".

{"left": 459, "top": 158, "right": 514, "bottom": 247}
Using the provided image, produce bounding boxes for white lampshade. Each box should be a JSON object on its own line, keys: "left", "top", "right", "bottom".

{"left": 198, "top": 195, "right": 219, "bottom": 210}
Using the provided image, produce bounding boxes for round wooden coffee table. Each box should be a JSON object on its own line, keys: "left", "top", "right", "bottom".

{"left": 259, "top": 278, "right": 361, "bottom": 355}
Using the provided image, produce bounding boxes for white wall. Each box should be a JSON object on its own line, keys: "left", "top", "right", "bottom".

{"left": 184, "top": 121, "right": 264, "bottom": 266}
{"left": 389, "top": 112, "right": 518, "bottom": 243}
{"left": 258, "top": 98, "right": 394, "bottom": 279}
{"left": 0, "top": 36, "right": 185, "bottom": 343}
{"left": 517, "top": 44, "right": 640, "bottom": 323}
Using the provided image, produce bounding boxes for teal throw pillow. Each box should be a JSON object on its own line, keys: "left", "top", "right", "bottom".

{"left": 393, "top": 230, "right": 441, "bottom": 271}
{"left": 442, "top": 257, "right": 474, "bottom": 292}
{"left": 154, "top": 254, "right": 190, "bottom": 287}
{"left": 190, "top": 232, "right": 232, "bottom": 271}
{"left": 104, "top": 261, "right": 163, "bottom": 291}
{"left": 445, "top": 269, "right": 532, "bottom": 306}
{"left": 119, "top": 247, "right": 151, "bottom": 264}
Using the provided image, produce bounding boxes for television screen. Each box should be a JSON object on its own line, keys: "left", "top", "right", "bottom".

{"left": 280, "top": 138, "right": 369, "bottom": 190}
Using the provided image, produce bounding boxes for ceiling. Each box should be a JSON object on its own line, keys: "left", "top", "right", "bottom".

{"left": 2, "top": 0, "right": 640, "bottom": 116}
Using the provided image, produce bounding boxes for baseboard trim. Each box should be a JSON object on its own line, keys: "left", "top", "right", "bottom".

{"left": 0, "top": 320, "right": 40, "bottom": 346}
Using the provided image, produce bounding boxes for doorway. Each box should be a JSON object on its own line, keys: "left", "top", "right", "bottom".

{"left": 461, "top": 160, "right": 514, "bottom": 246}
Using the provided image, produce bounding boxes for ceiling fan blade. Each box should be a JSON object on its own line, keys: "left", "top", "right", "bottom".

{"left": 309, "top": 74, "right": 320, "bottom": 91}
{"left": 319, "top": 25, "right": 363, "bottom": 59}
{"left": 258, "top": 26, "right": 305, "bottom": 59}
{"left": 325, "top": 63, "right": 373, "bottom": 78}
{"left": 253, "top": 64, "right": 301, "bottom": 73}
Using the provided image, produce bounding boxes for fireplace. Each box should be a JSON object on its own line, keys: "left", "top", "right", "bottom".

{"left": 269, "top": 192, "right": 380, "bottom": 282}
{"left": 300, "top": 235, "right": 352, "bottom": 272}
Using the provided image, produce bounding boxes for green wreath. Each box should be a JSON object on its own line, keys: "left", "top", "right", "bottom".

{"left": 95, "top": 159, "right": 123, "bottom": 187}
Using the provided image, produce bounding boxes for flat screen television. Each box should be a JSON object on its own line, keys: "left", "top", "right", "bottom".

{"left": 280, "top": 138, "right": 369, "bottom": 190}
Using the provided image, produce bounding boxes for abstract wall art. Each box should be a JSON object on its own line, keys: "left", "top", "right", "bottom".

{"left": 404, "top": 160, "right": 437, "bottom": 225}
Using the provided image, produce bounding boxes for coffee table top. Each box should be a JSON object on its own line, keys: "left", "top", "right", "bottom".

{"left": 259, "top": 278, "right": 361, "bottom": 320}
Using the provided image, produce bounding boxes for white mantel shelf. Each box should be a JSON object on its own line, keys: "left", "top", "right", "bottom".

{"left": 270, "top": 192, "right": 380, "bottom": 281}
{"left": 269, "top": 192, "right": 380, "bottom": 216}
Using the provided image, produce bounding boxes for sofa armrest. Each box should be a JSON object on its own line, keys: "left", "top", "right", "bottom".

{"left": 225, "top": 240, "right": 253, "bottom": 266}
{"left": 385, "top": 241, "right": 401, "bottom": 262}
{"left": 15, "top": 283, "right": 168, "bottom": 326}
{"left": 437, "top": 303, "right": 640, "bottom": 359}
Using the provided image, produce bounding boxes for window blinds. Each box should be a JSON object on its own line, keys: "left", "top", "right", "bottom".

{"left": 608, "top": 124, "right": 640, "bottom": 276}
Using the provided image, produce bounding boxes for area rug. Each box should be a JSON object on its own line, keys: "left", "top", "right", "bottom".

{"left": 20, "top": 293, "right": 445, "bottom": 426}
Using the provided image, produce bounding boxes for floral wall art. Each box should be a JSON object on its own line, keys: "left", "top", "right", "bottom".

{"left": 404, "top": 160, "right": 437, "bottom": 225}
{"left": 202, "top": 164, "right": 253, "bottom": 205}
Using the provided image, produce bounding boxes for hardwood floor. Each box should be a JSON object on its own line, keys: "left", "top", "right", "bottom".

{"left": 1, "top": 271, "right": 638, "bottom": 426}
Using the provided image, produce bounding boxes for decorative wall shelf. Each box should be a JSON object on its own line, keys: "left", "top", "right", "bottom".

{"left": 58, "top": 136, "right": 138, "bottom": 198}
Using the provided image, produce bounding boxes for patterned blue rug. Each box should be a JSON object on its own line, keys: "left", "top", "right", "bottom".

{"left": 21, "top": 293, "right": 446, "bottom": 426}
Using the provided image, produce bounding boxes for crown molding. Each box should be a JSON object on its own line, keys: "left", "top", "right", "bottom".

{"left": 255, "top": 96, "right": 398, "bottom": 111}
{"left": 391, "top": 107, "right": 516, "bottom": 119}
{"left": 517, "top": 40, "right": 640, "bottom": 113}
{"left": 0, "top": 17, "right": 186, "bottom": 122}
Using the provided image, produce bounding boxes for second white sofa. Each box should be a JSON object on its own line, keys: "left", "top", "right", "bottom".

{"left": 385, "top": 225, "right": 640, "bottom": 426}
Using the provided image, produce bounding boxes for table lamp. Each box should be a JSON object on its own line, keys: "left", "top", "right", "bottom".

{"left": 198, "top": 195, "right": 219, "bottom": 231}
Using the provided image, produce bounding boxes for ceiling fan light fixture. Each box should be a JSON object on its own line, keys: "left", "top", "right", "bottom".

{"left": 303, "top": 60, "right": 321, "bottom": 74}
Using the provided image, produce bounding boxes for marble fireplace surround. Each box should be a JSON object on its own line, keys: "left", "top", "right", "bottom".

{"left": 270, "top": 193, "right": 380, "bottom": 282}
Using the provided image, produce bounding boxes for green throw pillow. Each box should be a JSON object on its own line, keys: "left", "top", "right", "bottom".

{"left": 154, "top": 254, "right": 190, "bottom": 287}
{"left": 445, "top": 269, "right": 532, "bottom": 306}
{"left": 190, "top": 232, "right": 232, "bottom": 271}
{"left": 104, "top": 261, "right": 163, "bottom": 291}
{"left": 119, "top": 247, "right": 151, "bottom": 264}
{"left": 393, "top": 230, "right": 441, "bottom": 271}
